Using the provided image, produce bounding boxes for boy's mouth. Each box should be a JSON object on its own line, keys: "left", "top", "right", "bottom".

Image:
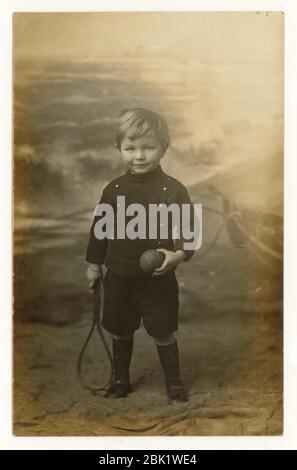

{"left": 132, "top": 163, "right": 149, "bottom": 168}
{"left": 130, "top": 164, "right": 151, "bottom": 174}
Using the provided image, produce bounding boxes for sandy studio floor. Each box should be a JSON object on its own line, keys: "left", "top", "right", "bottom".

{"left": 14, "top": 245, "right": 282, "bottom": 436}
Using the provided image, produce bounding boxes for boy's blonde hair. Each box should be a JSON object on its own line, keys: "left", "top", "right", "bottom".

{"left": 115, "top": 108, "right": 170, "bottom": 151}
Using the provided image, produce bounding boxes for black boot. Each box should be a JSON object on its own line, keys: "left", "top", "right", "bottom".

{"left": 156, "top": 341, "right": 188, "bottom": 403}
{"left": 105, "top": 337, "right": 134, "bottom": 399}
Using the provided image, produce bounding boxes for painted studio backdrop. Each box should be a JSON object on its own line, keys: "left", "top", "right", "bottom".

{"left": 13, "top": 12, "right": 283, "bottom": 436}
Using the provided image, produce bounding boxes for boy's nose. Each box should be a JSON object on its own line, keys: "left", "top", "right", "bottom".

{"left": 135, "top": 151, "right": 145, "bottom": 160}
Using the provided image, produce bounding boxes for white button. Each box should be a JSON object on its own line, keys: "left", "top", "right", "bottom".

{"left": 115, "top": 184, "right": 119, "bottom": 188}
{"left": 163, "top": 186, "right": 167, "bottom": 191}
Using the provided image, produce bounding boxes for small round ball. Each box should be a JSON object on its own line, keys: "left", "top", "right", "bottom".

{"left": 139, "top": 249, "right": 165, "bottom": 274}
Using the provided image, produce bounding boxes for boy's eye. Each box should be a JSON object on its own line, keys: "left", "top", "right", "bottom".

{"left": 124, "top": 147, "right": 134, "bottom": 151}
{"left": 146, "top": 146, "right": 156, "bottom": 150}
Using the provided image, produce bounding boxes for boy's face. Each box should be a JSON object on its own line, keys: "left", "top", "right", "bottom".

{"left": 120, "top": 132, "right": 165, "bottom": 175}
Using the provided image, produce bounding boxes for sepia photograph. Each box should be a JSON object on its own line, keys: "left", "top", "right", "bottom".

{"left": 13, "top": 11, "right": 283, "bottom": 436}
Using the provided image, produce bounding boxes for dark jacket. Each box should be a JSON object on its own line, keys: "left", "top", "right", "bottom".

{"left": 86, "top": 165, "right": 195, "bottom": 277}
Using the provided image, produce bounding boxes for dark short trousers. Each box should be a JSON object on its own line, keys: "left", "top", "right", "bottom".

{"left": 102, "top": 270, "right": 179, "bottom": 337}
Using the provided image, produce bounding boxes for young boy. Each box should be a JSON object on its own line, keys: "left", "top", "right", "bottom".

{"left": 86, "top": 108, "right": 195, "bottom": 402}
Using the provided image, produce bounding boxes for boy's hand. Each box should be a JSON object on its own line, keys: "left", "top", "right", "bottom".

{"left": 86, "top": 264, "right": 103, "bottom": 288}
{"left": 152, "top": 249, "right": 186, "bottom": 276}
